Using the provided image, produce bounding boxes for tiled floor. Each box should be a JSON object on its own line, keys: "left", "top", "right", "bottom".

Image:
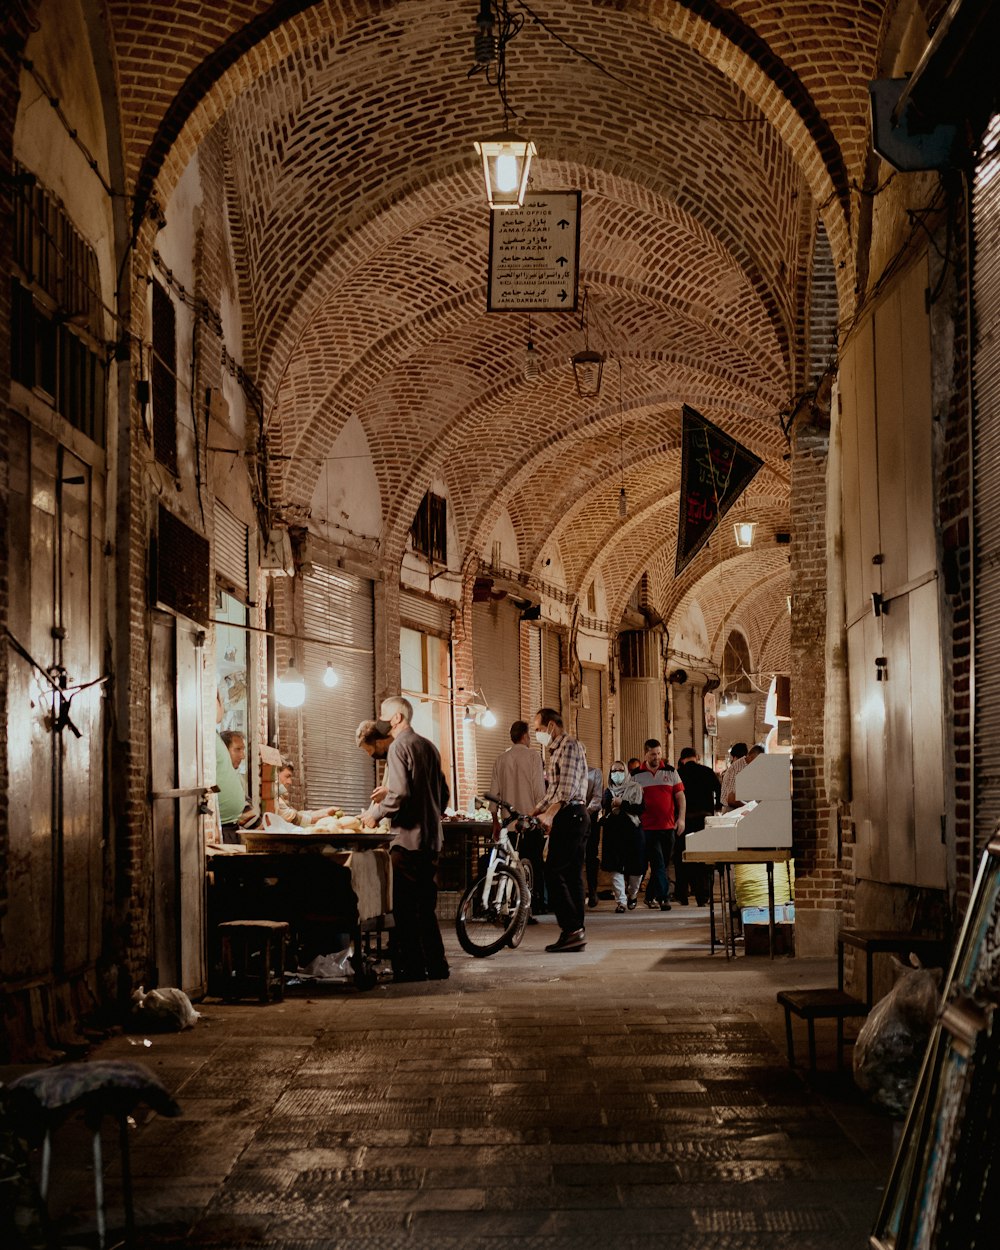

{"left": 4, "top": 906, "right": 895, "bottom": 1248}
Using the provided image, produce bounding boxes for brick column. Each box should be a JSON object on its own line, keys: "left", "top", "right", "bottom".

{"left": 789, "top": 421, "right": 841, "bottom": 956}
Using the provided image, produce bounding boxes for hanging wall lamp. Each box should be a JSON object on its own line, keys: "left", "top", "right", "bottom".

{"left": 470, "top": 2, "right": 535, "bottom": 210}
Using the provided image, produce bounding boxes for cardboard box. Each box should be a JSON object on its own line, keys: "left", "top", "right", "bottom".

{"left": 743, "top": 922, "right": 795, "bottom": 957}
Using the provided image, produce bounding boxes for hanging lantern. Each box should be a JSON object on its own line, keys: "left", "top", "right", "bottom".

{"left": 733, "top": 519, "right": 757, "bottom": 548}
{"left": 474, "top": 132, "right": 536, "bottom": 209}
{"left": 571, "top": 348, "right": 604, "bottom": 398}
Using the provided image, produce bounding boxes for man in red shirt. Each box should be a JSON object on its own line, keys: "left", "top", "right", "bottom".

{"left": 633, "top": 739, "right": 686, "bottom": 910}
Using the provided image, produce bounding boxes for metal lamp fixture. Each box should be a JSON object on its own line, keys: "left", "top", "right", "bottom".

{"left": 572, "top": 289, "right": 604, "bottom": 398}
{"left": 733, "top": 519, "right": 757, "bottom": 548}
{"left": 470, "top": 2, "right": 535, "bottom": 210}
{"left": 474, "top": 132, "right": 536, "bottom": 210}
{"left": 524, "top": 316, "right": 540, "bottom": 381}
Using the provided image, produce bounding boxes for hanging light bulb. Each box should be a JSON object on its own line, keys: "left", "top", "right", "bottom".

{"left": 276, "top": 659, "right": 306, "bottom": 708}
{"left": 322, "top": 661, "right": 339, "bottom": 688}
{"left": 481, "top": 707, "right": 497, "bottom": 728}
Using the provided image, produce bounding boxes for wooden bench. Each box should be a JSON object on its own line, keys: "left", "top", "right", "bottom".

{"left": 776, "top": 987, "right": 868, "bottom": 1070}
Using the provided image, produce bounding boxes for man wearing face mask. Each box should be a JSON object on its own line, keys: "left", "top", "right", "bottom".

{"left": 362, "top": 696, "right": 451, "bottom": 982}
{"left": 634, "top": 738, "right": 686, "bottom": 910}
{"left": 530, "top": 707, "right": 590, "bottom": 952}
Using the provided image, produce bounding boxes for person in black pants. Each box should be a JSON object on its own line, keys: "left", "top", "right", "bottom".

{"left": 531, "top": 707, "right": 591, "bottom": 952}
{"left": 584, "top": 764, "right": 604, "bottom": 908}
{"left": 675, "top": 747, "right": 721, "bottom": 905}
{"left": 362, "top": 696, "right": 451, "bottom": 982}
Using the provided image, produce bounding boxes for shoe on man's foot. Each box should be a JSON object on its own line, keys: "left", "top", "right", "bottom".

{"left": 545, "top": 928, "right": 586, "bottom": 952}
{"left": 645, "top": 898, "right": 658, "bottom": 909}
{"left": 626, "top": 898, "right": 638, "bottom": 910}
{"left": 615, "top": 903, "right": 626, "bottom": 914}
{"left": 660, "top": 902, "right": 672, "bottom": 911}
{"left": 586, "top": 894, "right": 598, "bottom": 909}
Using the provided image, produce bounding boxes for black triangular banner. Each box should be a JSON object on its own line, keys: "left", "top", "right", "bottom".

{"left": 675, "top": 405, "right": 764, "bottom": 577}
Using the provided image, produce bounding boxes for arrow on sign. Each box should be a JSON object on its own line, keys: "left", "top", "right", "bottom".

{"left": 557, "top": 218, "right": 569, "bottom": 229}
{"left": 559, "top": 289, "right": 568, "bottom": 302}
{"left": 556, "top": 256, "right": 568, "bottom": 267}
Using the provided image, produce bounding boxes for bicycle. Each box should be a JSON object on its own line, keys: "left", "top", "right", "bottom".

{"left": 454, "top": 794, "right": 541, "bottom": 957}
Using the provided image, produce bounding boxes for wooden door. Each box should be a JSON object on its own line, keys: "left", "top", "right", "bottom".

{"left": 150, "top": 613, "right": 206, "bottom": 993}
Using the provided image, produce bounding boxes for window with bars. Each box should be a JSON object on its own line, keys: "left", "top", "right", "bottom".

{"left": 410, "top": 491, "right": 448, "bottom": 564}
{"left": 9, "top": 165, "right": 106, "bottom": 445}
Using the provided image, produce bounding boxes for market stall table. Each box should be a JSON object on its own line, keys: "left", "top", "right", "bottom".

{"left": 206, "top": 831, "right": 392, "bottom": 990}
{"left": 683, "top": 848, "right": 793, "bottom": 959}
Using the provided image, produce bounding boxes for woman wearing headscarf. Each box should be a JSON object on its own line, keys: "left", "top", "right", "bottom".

{"left": 599, "top": 760, "right": 646, "bottom": 912}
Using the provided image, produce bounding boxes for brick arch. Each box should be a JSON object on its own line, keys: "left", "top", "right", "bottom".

{"left": 262, "top": 170, "right": 796, "bottom": 455}
{"left": 113, "top": 0, "right": 864, "bottom": 323}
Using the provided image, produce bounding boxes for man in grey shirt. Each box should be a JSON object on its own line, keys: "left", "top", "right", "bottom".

{"left": 363, "top": 696, "right": 450, "bottom": 982}
{"left": 490, "top": 720, "right": 547, "bottom": 914}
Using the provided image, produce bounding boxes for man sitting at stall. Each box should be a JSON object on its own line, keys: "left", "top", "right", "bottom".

{"left": 274, "top": 762, "right": 341, "bottom": 827}
{"left": 361, "top": 697, "right": 451, "bottom": 983}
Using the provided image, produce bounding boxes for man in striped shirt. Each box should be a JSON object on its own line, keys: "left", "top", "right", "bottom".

{"left": 531, "top": 707, "right": 590, "bottom": 952}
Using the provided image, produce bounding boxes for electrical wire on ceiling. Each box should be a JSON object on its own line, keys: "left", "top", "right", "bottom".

{"left": 512, "top": 0, "right": 774, "bottom": 126}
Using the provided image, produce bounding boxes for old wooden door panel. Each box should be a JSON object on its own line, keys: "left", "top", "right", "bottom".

{"left": 854, "top": 321, "right": 882, "bottom": 609}
{"left": 881, "top": 606, "right": 917, "bottom": 884}
{"left": 3, "top": 418, "right": 53, "bottom": 977}
{"left": 59, "top": 450, "right": 101, "bottom": 974}
{"left": 840, "top": 348, "right": 865, "bottom": 620}
{"left": 908, "top": 582, "right": 947, "bottom": 884}
{"left": 899, "top": 259, "right": 936, "bottom": 578}
{"left": 861, "top": 611, "right": 889, "bottom": 881}
{"left": 176, "top": 620, "right": 205, "bottom": 994}
{"left": 151, "top": 615, "right": 180, "bottom": 988}
{"left": 875, "top": 288, "right": 909, "bottom": 592}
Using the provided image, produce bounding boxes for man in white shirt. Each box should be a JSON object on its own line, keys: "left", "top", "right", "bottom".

{"left": 489, "top": 720, "right": 546, "bottom": 817}
{"left": 490, "top": 721, "right": 548, "bottom": 915}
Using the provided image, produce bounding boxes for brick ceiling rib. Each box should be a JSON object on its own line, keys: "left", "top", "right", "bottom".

{"left": 103, "top": 0, "right": 889, "bottom": 652}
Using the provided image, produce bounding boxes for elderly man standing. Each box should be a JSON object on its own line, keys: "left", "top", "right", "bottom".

{"left": 362, "top": 696, "right": 451, "bottom": 983}
{"left": 531, "top": 707, "right": 590, "bottom": 952}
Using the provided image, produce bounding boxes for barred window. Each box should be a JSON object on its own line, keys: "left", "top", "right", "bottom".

{"left": 10, "top": 164, "right": 106, "bottom": 445}
{"left": 410, "top": 492, "right": 447, "bottom": 564}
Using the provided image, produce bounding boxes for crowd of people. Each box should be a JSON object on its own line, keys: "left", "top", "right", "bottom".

{"left": 214, "top": 682, "right": 765, "bottom": 979}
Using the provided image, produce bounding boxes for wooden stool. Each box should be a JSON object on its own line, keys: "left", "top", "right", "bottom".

{"left": 776, "top": 987, "right": 868, "bottom": 1070}
{"left": 218, "top": 920, "right": 290, "bottom": 1002}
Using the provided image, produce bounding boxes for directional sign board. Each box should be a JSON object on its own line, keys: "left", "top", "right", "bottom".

{"left": 487, "top": 191, "right": 581, "bottom": 312}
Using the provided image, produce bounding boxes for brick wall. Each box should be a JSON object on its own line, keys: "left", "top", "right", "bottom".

{"left": 789, "top": 420, "right": 840, "bottom": 952}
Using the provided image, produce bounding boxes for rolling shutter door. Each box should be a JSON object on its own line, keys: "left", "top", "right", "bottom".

{"left": 542, "top": 628, "right": 561, "bottom": 712}
{"left": 527, "top": 626, "right": 541, "bottom": 717}
{"left": 472, "top": 599, "right": 522, "bottom": 796}
{"left": 973, "top": 115, "right": 1000, "bottom": 849}
{"left": 578, "top": 667, "right": 604, "bottom": 772}
{"left": 301, "top": 565, "right": 375, "bottom": 813}
{"left": 399, "top": 588, "right": 452, "bottom": 637}
{"left": 213, "top": 502, "right": 249, "bottom": 601}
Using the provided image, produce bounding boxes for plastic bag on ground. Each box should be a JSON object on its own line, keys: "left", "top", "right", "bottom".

{"left": 853, "top": 958, "right": 942, "bottom": 1117}
{"left": 300, "top": 948, "right": 355, "bottom": 980}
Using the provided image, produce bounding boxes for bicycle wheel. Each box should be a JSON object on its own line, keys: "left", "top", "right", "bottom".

{"left": 455, "top": 863, "right": 528, "bottom": 957}
{"left": 507, "top": 858, "right": 534, "bottom": 949}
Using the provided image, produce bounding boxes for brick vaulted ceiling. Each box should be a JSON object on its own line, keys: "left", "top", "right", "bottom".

{"left": 108, "top": 0, "right": 897, "bottom": 660}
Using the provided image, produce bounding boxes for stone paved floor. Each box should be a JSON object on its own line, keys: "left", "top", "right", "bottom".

{"left": 4, "top": 906, "right": 894, "bottom": 1248}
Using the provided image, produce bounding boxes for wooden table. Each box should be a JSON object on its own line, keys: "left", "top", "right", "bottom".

{"left": 683, "top": 848, "right": 793, "bottom": 959}
{"left": 837, "top": 927, "right": 949, "bottom": 1008}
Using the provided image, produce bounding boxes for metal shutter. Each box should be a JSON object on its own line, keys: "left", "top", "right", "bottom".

{"left": 472, "top": 599, "right": 522, "bottom": 796}
{"left": 214, "top": 502, "right": 249, "bottom": 600}
{"left": 527, "top": 626, "right": 541, "bottom": 717}
{"left": 399, "top": 588, "right": 452, "bottom": 637}
{"left": 300, "top": 564, "right": 375, "bottom": 814}
{"left": 973, "top": 114, "right": 1000, "bottom": 850}
{"left": 542, "top": 627, "right": 561, "bottom": 711}
{"left": 578, "top": 667, "right": 604, "bottom": 772}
